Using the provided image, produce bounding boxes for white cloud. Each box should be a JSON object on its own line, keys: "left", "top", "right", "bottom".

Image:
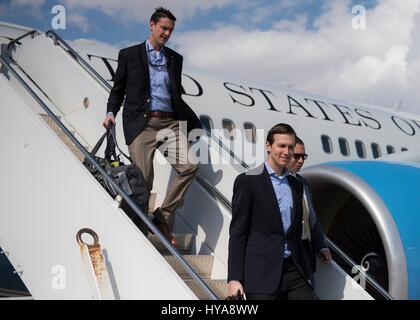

{"left": 67, "top": 13, "right": 91, "bottom": 32}
{"left": 61, "top": 0, "right": 238, "bottom": 25}
{"left": 172, "top": 0, "right": 420, "bottom": 114}
{"left": 7, "top": 0, "right": 46, "bottom": 18}
{"left": 71, "top": 38, "right": 120, "bottom": 57}
{"left": 9, "top": 0, "right": 46, "bottom": 9}
{"left": 233, "top": 0, "right": 314, "bottom": 27}
{"left": 273, "top": 13, "right": 308, "bottom": 32}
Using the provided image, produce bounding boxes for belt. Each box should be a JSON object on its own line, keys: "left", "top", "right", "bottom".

{"left": 146, "top": 111, "right": 174, "bottom": 118}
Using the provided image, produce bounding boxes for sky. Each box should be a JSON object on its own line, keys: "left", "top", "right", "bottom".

{"left": 1, "top": 0, "right": 420, "bottom": 115}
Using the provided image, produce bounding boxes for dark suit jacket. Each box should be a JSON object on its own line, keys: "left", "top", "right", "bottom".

{"left": 296, "top": 173, "right": 328, "bottom": 286}
{"left": 106, "top": 42, "right": 202, "bottom": 146}
{"left": 228, "top": 164, "right": 309, "bottom": 294}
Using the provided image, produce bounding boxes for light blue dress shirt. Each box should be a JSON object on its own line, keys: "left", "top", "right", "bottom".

{"left": 106, "top": 40, "right": 173, "bottom": 118}
{"left": 265, "top": 161, "right": 293, "bottom": 258}
{"left": 145, "top": 39, "right": 173, "bottom": 112}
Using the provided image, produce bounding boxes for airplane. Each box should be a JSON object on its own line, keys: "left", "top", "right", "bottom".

{"left": 0, "top": 20, "right": 419, "bottom": 300}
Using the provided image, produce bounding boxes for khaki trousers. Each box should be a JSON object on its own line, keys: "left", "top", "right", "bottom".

{"left": 128, "top": 117, "right": 198, "bottom": 229}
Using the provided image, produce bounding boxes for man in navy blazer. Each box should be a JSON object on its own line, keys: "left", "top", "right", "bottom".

{"left": 103, "top": 7, "right": 202, "bottom": 244}
{"left": 287, "top": 136, "right": 331, "bottom": 288}
{"left": 228, "top": 123, "right": 318, "bottom": 300}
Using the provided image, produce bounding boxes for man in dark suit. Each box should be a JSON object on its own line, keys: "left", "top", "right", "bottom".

{"left": 102, "top": 7, "right": 202, "bottom": 244}
{"left": 228, "top": 123, "right": 317, "bottom": 300}
{"left": 287, "top": 136, "right": 331, "bottom": 288}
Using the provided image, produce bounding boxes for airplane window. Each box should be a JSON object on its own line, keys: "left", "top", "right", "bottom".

{"left": 338, "top": 137, "right": 350, "bottom": 156}
{"left": 386, "top": 145, "right": 396, "bottom": 154}
{"left": 222, "top": 119, "right": 236, "bottom": 140}
{"left": 401, "top": 147, "right": 408, "bottom": 152}
{"left": 321, "top": 135, "right": 332, "bottom": 153}
{"left": 243, "top": 122, "right": 256, "bottom": 144}
{"left": 355, "top": 140, "right": 366, "bottom": 158}
{"left": 371, "top": 143, "right": 382, "bottom": 159}
{"left": 199, "top": 115, "right": 213, "bottom": 133}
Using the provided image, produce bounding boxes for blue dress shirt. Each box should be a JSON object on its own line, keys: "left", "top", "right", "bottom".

{"left": 265, "top": 161, "right": 293, "bottom": 258}
{"left": 145, "top": 39, "right": 173, "bottom": 112}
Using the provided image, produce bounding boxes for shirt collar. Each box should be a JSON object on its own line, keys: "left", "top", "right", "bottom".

{"left": 265, "top": 161, "right": 289, "bottom": 178}
{"left": 146, "top": 38, "right": 165, "bottom": 54}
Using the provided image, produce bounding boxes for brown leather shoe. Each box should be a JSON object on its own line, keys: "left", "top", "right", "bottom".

{"left": 154, "top": 219, "right": 177, "bottom": 245}
{"left": 152, "top": 208, "right": 177, "bottom": 245}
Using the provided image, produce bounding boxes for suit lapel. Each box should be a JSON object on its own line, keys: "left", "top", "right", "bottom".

{"left": 165, "top": 47, "right": 176, "bottom": 94}
{"left": 260, "top": 165, "right": 285, "bottom": 235}
{"left": 139, "top": 42, "right": 150, "bottom": 96}
{"left": 286, "top": 175, "right": 299, "bottom": 236}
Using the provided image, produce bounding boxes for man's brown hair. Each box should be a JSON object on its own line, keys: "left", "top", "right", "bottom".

{"left": 266, "top": 123, "right": 296, "bottom": 145}
{"left": 150, "top": 7, "right": 176, "bottom": 23}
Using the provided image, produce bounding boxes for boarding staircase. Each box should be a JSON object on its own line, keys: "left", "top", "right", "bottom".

{"left": 0, "top": 25, "right": 389, "bottom": 299}
{"left": 35, "top": 114, "right": 229, "bottom": 299}
{"left": 0, "top": 28, "right": 243, "bottom": 300}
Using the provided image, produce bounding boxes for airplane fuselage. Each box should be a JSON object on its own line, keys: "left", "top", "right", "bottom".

{"left": 77, "top": 49, "right": 420, "bottom": 166}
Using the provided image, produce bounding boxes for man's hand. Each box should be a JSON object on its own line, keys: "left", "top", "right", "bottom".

{"left": 319, "top": 248, "right": 332, "bottom": 263}
{"left": 228, "top": 280, "right": 244, "bottom": 297}
{"left": 103, "top": 114, "right": 115, "bottom": 129}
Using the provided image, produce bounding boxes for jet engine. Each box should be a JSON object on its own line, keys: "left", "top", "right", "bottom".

{"left": 302, "top": 161, "right": 420, "bottom": 300}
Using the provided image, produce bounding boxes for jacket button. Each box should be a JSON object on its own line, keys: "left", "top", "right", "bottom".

{"left": 147, "top": 99, "right": 150, "bottom": 103}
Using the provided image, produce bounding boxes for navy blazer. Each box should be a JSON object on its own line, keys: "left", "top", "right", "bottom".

{"left": 296, "top": 173, "right": 328, "bottom": 286}
{"left": 228, "top": 164, "right": 309, "bottom": 294}
{"left": 106, "top": 42, "right": 202, "bottom": 145}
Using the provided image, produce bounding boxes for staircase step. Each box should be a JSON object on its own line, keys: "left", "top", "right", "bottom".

{"left": 39, "top": 114, "right": 84, "bottom": 162}
{"left": 148, "top": 233, "right": 193, "bottom": 255}
{"left": 164, "top": 255, "right": 213, "bottom": 280}
{"left": 184, "top": 279, "right": 228, "bottom": 300}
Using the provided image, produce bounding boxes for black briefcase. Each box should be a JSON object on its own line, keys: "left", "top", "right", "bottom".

{"left": 83, "top": 124, "right": 150, "bottom": 235}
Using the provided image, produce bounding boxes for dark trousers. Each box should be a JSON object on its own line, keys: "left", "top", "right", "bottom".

{"left": 246, "top": 258, "right": 318, "bottom": 300}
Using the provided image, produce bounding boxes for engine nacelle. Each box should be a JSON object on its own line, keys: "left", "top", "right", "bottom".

{"left": 302, "top": 160, "right": 420, "bottom": 300}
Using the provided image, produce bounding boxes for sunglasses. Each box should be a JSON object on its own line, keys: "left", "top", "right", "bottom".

{"left": 149, "top": 62, "right": 168, "bottom": 68}
{"left": 293, "top": 153, "right": 308, "bottom": 160}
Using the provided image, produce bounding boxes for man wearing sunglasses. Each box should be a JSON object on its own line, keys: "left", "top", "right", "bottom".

{"left": 287, "top": 137, "right": 332, "bottom": 288}
{"left": 228, "top": 124, "right": 319, "bottom": 300}
{"left": 103, "top": 7, "right": 202, "bottom": 245}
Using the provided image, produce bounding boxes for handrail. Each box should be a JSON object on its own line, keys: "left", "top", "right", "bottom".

{"left": 325, "top": 236, "right": 394, "bottom": 300}
{"left": 0, "top": 54, "right": 218, "bottom": 300}
{"left": 7, "top": 29, "right": 39, "bottom": 51}
{"left": 45, "top": 30, "right": 112, "bottom": 92}
{"left": 207, "top": 130, "right": 249, "bottom": 169}
{"left": 45, "top": 30, "right": 247, "bottom": 211}
{"left": 195, "top": 174, "right": 232, "bottom": 211}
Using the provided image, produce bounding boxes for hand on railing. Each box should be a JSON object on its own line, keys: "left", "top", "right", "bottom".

{"left": 319, "top": 248, "right": 332, "bottom": 263}
{"left": 103, "top": 114, "right": 115, "bottom": 129}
